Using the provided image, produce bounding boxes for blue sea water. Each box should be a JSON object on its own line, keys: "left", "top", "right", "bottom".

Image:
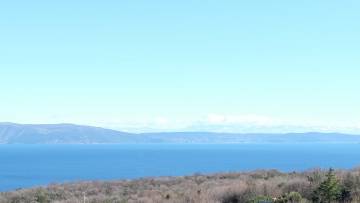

{"left": 1, "top": 144, "right": 360, "bottom": 191}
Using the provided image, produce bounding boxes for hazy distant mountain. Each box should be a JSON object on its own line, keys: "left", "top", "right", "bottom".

{"left": 0, "top": 123, "right": 136, "bottom": 144}
{"left": 0, "top": 123, "right": 360, "bottom": 144}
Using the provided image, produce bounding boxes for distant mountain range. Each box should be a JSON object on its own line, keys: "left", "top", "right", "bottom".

{"left": 0, "top": 123, "right": 360, "bottom": 144}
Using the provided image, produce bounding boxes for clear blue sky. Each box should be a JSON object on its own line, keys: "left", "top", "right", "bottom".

{"left": 1, "top": 1, "right": 359, "bottom": 132}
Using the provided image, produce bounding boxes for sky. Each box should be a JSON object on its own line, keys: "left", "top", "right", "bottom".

{"left": 0, "top": 1, "right": 359, "bottom": 133}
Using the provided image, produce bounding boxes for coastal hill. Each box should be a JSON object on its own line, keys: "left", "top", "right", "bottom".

{"left": 0, "top": 123, "right": 360, "bottom": 144}
{"left": 1, "top": 168, "right": 360, "bottom": 202}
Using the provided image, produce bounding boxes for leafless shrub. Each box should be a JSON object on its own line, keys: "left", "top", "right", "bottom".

{"left": 2, "top": 168, "right": 360, "bottom": 203}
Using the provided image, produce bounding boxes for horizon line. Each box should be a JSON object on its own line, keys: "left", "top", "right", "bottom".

{"left": 1, "top": 121, "right": 360, "bottom": 136}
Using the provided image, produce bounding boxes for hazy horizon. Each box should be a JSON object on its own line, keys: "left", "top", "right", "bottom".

{"left": 1, "top": 1, "right": 359, "bottom": 134}
{"left": 1, "top": 122, "right": 360, "bottom": 135}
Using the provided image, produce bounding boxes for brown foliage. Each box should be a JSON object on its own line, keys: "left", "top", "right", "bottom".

{"left": 1, "top": 168, "right": 360, "bottom": 203}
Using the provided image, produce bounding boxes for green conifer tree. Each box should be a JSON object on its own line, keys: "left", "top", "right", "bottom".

{"left": 312, "top": 168, "right": 341, "bottom": 203}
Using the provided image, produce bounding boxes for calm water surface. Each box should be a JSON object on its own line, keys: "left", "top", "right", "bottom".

{"left": 1, "top": 144, "right": 360, "bottom": 191}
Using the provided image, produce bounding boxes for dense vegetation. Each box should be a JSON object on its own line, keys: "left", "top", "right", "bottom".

{"left": 1, "top": 168, "right": 360, "bottom": 203}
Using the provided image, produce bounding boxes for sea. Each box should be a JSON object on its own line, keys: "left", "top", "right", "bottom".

{"left": 1, "top": 143, "right": 360, "bottom": 191}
